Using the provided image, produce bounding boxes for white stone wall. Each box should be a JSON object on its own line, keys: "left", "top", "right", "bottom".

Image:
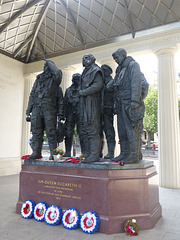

{"left": 0, "top": 54, "right": 24, "bottom": 176}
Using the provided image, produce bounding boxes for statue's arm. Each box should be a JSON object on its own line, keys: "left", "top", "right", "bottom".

{"left": 57, "top": 87, "right": 64, "bottom": 120}
{"left": 79, "top": 72, "right": 103, "bottom": 96}
{"left": 26, "top": 79, "right": 37, "bottom": 115}
{"left": 106, "top": 78, "right": 114, "bottom": 91}
{"left": 62, "top": 89, "right": 69, "bottom": 118}
{"left": 129, "top": 61, "right": 142, "bottom": 106}
{"left": 44, "top": 59, "right": 61, "bottom": 82}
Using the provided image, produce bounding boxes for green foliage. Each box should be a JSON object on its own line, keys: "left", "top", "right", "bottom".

{"left": 178, "top": 98, "right": 180, "bottom": 121}
{"left": 143, "top": 85, "right": 158, "bottom": 134}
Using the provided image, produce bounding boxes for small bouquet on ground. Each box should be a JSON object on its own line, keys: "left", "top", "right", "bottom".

{"left": 59, "top": 149, "right": 64, "bottom": 156}
{"left": 124, "top": 219, "right": 138, "bottom": 236}
{"left": 65, "top": 157, "right": 80, "bottom": 163}
{"left": 53, "top": 148, "right": 64, "bottom": 155}
{"left": 114, "top": 159, "right": 125, "bottom": 166}
{"left": 79, "top": 154, "right": 84, "bottom": 160}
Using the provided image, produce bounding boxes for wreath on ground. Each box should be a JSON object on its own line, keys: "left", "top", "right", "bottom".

{"left": 124, "top": 219, "right": 138, "bottom": 236}
{"left": 21, "top": 200, "right": 100, "bottom": 234}
{"left": 62, "top": 208, "right": 80, "bottom": 230}
{"left": 80, "top": 211, "right": 100, "bottom": 234}
{"left": 34, "top": 202, "right": 48, "bottom": 222}
{"left": 21, "top": 199, "right": 35, "bottom": 219}
{"left": 44, "top": 205, "right": 62, "bottom": 226}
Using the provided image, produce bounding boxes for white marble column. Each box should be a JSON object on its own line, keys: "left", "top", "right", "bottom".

{"left": 61, "top": 67, "right": 75, "bottom": 93}
{"left": 155, "top": 48, "right": 180, "bottom": 188}
{"left": 21, "top": 74, "right": 36, "bottom": 156}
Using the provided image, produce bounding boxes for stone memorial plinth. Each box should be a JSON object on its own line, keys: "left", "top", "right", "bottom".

{"left": 16, "top": 159, "right": 162, "bottom": 234}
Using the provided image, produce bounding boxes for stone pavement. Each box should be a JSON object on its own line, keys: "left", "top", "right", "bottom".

{"left": 1, "top": 160, "right": 180, "bottom": 240}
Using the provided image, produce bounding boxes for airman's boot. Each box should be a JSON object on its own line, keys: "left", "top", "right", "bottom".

{"left": 27, "top": 152, "right": 41, "bottom": 161}
{"left": 124, "top": 140, "right": 139, "bottom": 163}
{"left": 104, "top": 141, "right": 115, "bottom": 159}
{"left": 111, "top": 141, "right": 129, "bottom": 161}
{"left": 82, "top": 138, "right": 100, "bottom": 163}
{"left": 63, "top": 138, "right": 72, "bottom": 157}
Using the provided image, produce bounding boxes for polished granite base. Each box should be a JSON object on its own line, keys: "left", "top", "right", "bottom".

{"left": 17, "top": 159, "right": 162, "bottom": 234}
{"left": 23, "top": 157, "right": 154, "bottom": 169}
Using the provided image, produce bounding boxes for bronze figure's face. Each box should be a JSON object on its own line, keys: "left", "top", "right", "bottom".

{"left": 72, "top": 73, "right": 81, "bottom": 86}
{"left": 112, "top": 52, "right": 125, "bottom": 65}
{"left": 112, "top": 49, "right": 127, "bottom": 65}
{"left": 101, "top": 64, "right": 112, "bottom": 78}
{"left": 82, "top": 54, "right": 95, "bottom": 67}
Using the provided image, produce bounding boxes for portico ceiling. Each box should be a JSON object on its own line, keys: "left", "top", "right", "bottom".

{"left": 0, "top": 0, "right": 180, "bottom": 63}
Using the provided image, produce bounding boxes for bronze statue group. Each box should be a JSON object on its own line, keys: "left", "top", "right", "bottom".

{"left": 26, "top": 48, "right": 148, "bottom": 164}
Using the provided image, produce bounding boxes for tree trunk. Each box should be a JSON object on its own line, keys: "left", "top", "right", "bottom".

{"left": 146, "top": 131, "right": 152, "bottom": 148}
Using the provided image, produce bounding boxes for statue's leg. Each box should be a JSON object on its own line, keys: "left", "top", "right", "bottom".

{"left": 82, "top": 119, "right": 102, "bottom": 163}
{"left": 63, "top": 138, "right": 72, "bottom": 157}
{"left": 123, "top": 104, "right": 144, "bottom": 163}
{"left": 79, "top": 136, "right": 90, "bottom": 158}
{"left": 125, "top": 139, "right": 139, "bottom": 163}
{"left": 78, "top": 122, "right": 90, "bottom": 158}
{"left": 99, "top": 135, "right": 104, "bottom": 158}
{"left": 111, "top": 140, "right": 129, "bottom": 161}
{"left": 99, "top": 122, "right": 104, "bottom": 158}
{"left": 111, "top": 105, "right": 128, "bottom": 161}
{"left": 82, "top": 136, "right": 100, "bottom": 163}
{"left": 138, "top": 121, "right": 144, "bottom": 160}
{"left": 27, "top": 111, "right": 44, "bottom": 160}
{"left": 104, "top": 110, "right": 116, "bottom": 159}
{"left": 63, "top": 120, "right": 74, "bottom": 157}
{"left": 104, "top": 134, "right": 115, "bottom": 159}
{"left": 124, "top": 119, "right": 140, "bottom": 163}
{"left": 44, "top": 111, "right": 57, "bottom": 160}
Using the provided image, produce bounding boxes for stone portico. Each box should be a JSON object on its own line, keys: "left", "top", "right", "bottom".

{"left": 0, "top": 24, "right": 180, "bottom": 188}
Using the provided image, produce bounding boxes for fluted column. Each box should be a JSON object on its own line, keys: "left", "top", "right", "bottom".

{"left": 61, "top": 67, "right": 75, "bottom": 93}
{"left": 155, "top": 47, "right": 180, "bottom": 188}
{"left": 21, "top": 74, "right": 36, "bottom": 156}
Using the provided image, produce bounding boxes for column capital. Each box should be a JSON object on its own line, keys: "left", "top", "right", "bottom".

{"left": 24, "top": 73, "right": 37, "bottom": 80}
{"left": 154, "top": 46, "right": 178, "bottom": 56}
{"left": 62, "top": 66, "right": 76, "bottom": 72}
{"left": 99, "top": 59, "right": 114, "bottom": 65}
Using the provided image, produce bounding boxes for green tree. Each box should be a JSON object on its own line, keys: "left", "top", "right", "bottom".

{"left": 178, "top": 97, "right": 180, "bottom": 121}
{"left": 143, "top": 84, "right": 158, "bottom": 146}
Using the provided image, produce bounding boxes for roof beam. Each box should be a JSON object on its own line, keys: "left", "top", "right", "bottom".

{"left": 123, "top": 0, "right": 135, "bottom": 38}
{"left": 148, "top": 0, "right": 163, "bottom": 27}
{"left": 0, "top": 48, "right": 14, "bottom": 58}
{"left": 36, "top": 36, "right": 46, "bottom": 56}
{"left": 161, "top": 1, "right": 180, "bottom": 22}
{"left": 0, "top": 0, "right": 43, "bottom": 34}
{"left": 58, "top": 0, "right": 85, "bottom": 46}
{"left": 14, "top": 34, "right": 33, "bottom": 57}
{"left": 0, "top": 0, "right": 3, "bottom": 12}
{"left": 25, "top": 0, "right": 53, "bottom": 62}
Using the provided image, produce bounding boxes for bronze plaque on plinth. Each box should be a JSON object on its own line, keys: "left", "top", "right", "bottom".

{"left": 17, "top": 159, "right": 162, "bottom": 234}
